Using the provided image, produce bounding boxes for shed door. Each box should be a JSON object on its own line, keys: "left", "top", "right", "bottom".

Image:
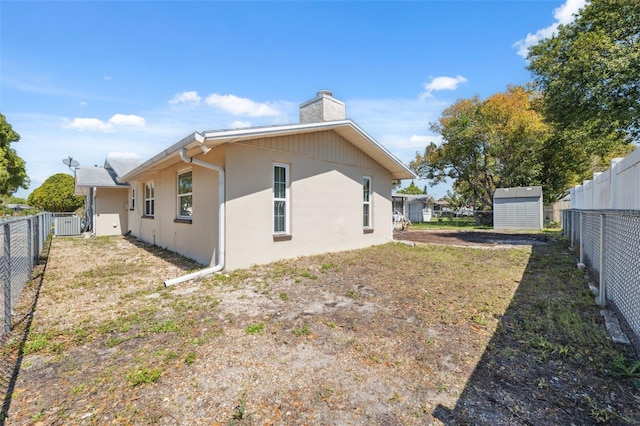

{"left": 494, "top": 197, "right": 542, "bottom": 230}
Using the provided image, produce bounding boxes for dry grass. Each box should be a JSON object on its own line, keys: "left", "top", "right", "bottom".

{"left": 0, "top": 234, "right": 638, "bottom": 425}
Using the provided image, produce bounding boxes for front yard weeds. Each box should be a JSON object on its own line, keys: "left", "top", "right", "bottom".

{"left": 1, "top": 234, "right": 637, "bottom": 425}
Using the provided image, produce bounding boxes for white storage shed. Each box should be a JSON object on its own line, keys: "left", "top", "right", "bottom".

{"left": 493, "top": 186, "right": 543, "bottom": 231}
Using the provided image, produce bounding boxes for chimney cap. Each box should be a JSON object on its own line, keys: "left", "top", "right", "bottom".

{"left": 317, "top": 90, "right": 333, "bottom": 97}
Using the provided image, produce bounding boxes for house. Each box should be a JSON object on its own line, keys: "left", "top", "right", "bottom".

{"left": 391, "top": 193, "right": 435, "bottom": 223}
{"left": 74, "top": 157, "right": 142, "bottom": 235}
{"left": 75, "top": 91, "right": 416, "bottom": 276}
{"left": 493, "top": 186, "right": 543, "bottom": 230}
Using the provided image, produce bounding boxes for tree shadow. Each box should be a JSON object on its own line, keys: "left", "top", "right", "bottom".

{"left": 0, "top": 238, "right": 51, "bottom": 425}
{"left": 432, "top": 240, "right": 639, "bottom": 425}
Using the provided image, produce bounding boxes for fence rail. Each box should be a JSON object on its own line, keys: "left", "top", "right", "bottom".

{"left": 0, "top": 213, "right": 52, "bottom": 334}
{"left": 563, "top": 209, "right": 640, "bottom": 353}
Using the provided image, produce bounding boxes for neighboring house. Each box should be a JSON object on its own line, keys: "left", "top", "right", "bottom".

{"left": 391, "top": 193, "right": 435, "bottom": 223}
{"left": 3, "top": 204, "right": 32, "bottom": 213}
{"left": 76, "top": 91, "right": 416, "bottom": 273}
{"left": 493, "top": 186, "right": 543, "bottom": 231}
{"left": 75, "top": 157, "right": 142, "bottom": 235}
{"left": 433, "top": 199, "right": 451, "bottom": 217}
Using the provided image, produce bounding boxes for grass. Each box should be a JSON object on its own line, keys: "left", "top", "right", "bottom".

{"left": 4, "top": 234, "right": 638, "bottom": 424}
{"left": 126, "top": 367, "right": 162, "bottom": 387}
{"left": 245, "top": 323, "right": 264, "bottom": 335}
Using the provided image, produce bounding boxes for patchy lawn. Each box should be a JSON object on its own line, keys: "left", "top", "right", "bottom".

{"left": 0, "top": 233, "right": 638, "bottom": 425}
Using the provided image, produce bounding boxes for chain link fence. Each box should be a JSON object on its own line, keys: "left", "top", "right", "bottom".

{"left": 0, "top": 213, "right": 52, "bottom": 334}
{"left": 563, "top": 209, "right": 640, "bottom": 353}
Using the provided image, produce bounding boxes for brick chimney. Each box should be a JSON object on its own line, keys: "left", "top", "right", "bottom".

{"left": 299, "top": 90, "right": 346, "bottom": 124}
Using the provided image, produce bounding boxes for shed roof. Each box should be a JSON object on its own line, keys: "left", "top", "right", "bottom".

{"left": 120, "top": 120, "right": 416, "bottom": 182}
{"left": 493, "top": 186, "right": 543, "bottom": 199}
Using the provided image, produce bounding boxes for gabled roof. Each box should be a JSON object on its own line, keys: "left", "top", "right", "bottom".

{"left": 120, "top": 120, "right": 416, "bottom": 182}
{"left": 74, "top": 157, "right": 143, "bottom": 195}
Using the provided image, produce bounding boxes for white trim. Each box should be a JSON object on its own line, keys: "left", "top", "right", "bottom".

{"left": 363, "top": 176, "right": 372, "bottom": 228}
{"left": 177, "top": 169, "right": 193, "bottom": 219}
{"left": 273, "top": 162, "right": 290, "bottom": 235}
{"left": 144, "top": 181, "right": 155, "bottom": 217}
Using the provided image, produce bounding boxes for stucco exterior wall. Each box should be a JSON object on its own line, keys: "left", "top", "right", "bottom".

{"left": 94, "top": 188, "right": 128, "bottom": 236}
{"left": 127, "top": 149, "right": 223, "bottom": 266}
{"left": 224, "top": 131, "right": 393, "bottom": 270}
{"left": 126, "top": 130, "right": 395, "bottom": 271}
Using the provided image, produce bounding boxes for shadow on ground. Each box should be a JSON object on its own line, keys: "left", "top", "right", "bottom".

{"left": 0, "top": 239, "right": 50, "bottom": 425}
{"left": 432, "top": 240, "right": 639, "bottom": 425}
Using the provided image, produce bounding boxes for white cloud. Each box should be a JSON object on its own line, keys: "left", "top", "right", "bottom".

{"left": 420, "top": 75, "right": 467, "bottom": 99}
{"left": 109, "top": 114, "right": 146, "bottom": 127}
{"left": 205, "top": 93, "right": 280, "bottom": 117}
{"left": 514, "top": 0, "right": 587, "bottom": 58}
{"left": 80, "top": 101, "right": 88, "bottom": 107}
{"left": 229, "top": 120, "right": 252, "bottom": 129}
{"left": 63, "top": 114, "right": 146, "bottom": 132}
{"left": 410, "top": 134, "right": 442, "bottom": 147}
{"left": 169, "top": 91, "right": 202, "bottom": 106}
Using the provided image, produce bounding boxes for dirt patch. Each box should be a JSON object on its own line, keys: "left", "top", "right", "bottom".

{"left": 394, "top": 229, "right": 554, "bottom": 247}
{"left": 1, "top": 233, "right": 638, "bottom": 425}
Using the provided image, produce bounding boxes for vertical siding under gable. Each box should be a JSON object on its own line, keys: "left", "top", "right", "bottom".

{"left": 241, "top": 130, "right": 377, "bottom": 170}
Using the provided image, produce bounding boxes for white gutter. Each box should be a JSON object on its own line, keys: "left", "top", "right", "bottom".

{"left": 164, "top": 147, "right": 225, "bottom": 286}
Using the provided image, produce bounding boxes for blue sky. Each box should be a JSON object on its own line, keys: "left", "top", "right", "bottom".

{"left": 1, "top": 0, "right": 585, "bottom": 200}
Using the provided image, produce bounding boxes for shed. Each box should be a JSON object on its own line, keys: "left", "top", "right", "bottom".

{"left": 493, "top": 186, "right": 543, "bottom": 231}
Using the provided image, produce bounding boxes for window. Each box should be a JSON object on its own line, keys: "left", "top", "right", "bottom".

{"left": 144, "top": 182, "right": 154, "bottom": 217}
{"left": 273, "top": 163, "right": 289, "bottom": 234}
{"left": 130, "top": 188, "right": 136, "bottom": 211}
{"left": 177, "top": 170, "right": 193, "bottom": 219}
{"left": 363, "top": 176, "right": 371, "bottom": 228}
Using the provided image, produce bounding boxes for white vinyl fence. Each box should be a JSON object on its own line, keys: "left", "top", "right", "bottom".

{"left": 571, "top": 148, "right": 640, "bottom": 210}
{"left": 564, "top": 148, "right": 640, "bottom": 353}
{"left": 0, "top": 213, "right": 52, "bottom": 334}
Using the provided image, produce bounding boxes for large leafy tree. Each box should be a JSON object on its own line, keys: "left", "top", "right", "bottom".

{"left": 527, "top": 0, "right": 639, "bottom": 169}
{"left": 411, "top": 86, "right": 549, "bottom": 212}
{"left": 27, "top": 173, "right": 83, "bottom": 212}
{"left": 396, "top": 182, "right": 425, "bottom": 195}
{"left": 0, "top": 113, "right": 29, "bottom": 195}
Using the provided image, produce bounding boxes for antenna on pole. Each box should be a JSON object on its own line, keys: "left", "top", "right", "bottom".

{"left": 62, "top": 156, "right": 80, "bottom": 174}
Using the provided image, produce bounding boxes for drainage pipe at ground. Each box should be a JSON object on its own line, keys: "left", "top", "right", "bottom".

{"left": 164, "top": 146, "right": 225, "bottom": 286}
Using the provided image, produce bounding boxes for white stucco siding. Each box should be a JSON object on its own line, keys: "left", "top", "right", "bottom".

{"left": 126, "top": 149, "right": 223, "bottom": 266}
{"left": 224, "top": 132, "right": 393, "bottom": 270}
{"left": 94, "top": 188, "right": 128, "bottom": 236}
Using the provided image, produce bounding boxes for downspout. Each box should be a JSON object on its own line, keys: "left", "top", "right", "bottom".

{"left": 164, "top": 146, "right": 225, "bottom": 286}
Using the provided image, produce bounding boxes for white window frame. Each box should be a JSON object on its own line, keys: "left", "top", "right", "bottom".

{"left": 273, "top": 163, "right": 290, "bottom": 235}
{"left": 144, "top": 182, "right": 154, "bottom": 217}
{"left": 177, "top": 169, "right": 193, "bottom": 220}
{"left": 363, "top": 176, "right": 372, "bottom": 228}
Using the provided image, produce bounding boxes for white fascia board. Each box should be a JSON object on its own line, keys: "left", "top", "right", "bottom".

{"left": 118, "top": 132, "right": 205, "bottom": 183}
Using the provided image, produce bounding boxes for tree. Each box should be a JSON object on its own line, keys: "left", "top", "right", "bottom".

{"left": 396, "top": 181, "right": 425, "bottom": 195}
{"left": 27, "top": 173, "right": 84, "bottom": 212}
{"left": 411, "top": 86, "right": 549, "bottom": 212}
{"left": 527, "top": 0, "right": 639, "bottom": 168}
{"left": 0, "top": 113, "right": 29, "bottom": 195}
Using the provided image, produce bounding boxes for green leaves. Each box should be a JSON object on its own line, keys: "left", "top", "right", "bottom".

{"left": 412, "top": 86, "right": 549, "bottom": 208}
{"left": 528, "top": 0, "right": 639, "bottom": 159}
{"left": 0, "top": 113, "right": 29, "bottom": 196}
{"left": 27, "top": 173, "right": 84, "bottom": 212}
